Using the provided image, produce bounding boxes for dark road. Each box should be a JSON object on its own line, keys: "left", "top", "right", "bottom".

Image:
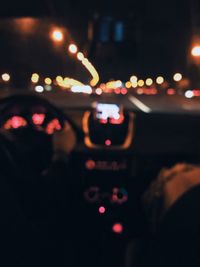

{"left": 44, "top": 91, "right": 200, "bottom": 115}
{"left": 1, "top": 89, "right": 200, "bottom": 115}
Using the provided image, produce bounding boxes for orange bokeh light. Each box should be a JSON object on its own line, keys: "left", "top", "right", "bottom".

{"left": 51, "top": 29, "right": 64, "bottom": 42}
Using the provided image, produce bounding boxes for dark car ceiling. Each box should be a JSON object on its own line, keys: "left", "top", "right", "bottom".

{"left": 0, "top": 0, "right": 190, "bottom": 18}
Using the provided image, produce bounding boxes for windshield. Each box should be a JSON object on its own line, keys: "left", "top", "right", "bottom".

{"left": 0, "top": 0, "right": 199, "bottom": 111}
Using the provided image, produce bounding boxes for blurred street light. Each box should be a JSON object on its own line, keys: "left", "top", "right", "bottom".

{"left": 173, "top": 73, "right": 182, "bottom": 82}
{"left": 185, "top": 90, "right": 194, "bottom": 98}
{"left": 191, "top": 45, "right": 200, "bottom": 57}
{"left": 137, "top": 80, "right": 145, "bottom": 87}
{"left": 156, "top": 76, "right": 164, "bottom": 85}
{"left": 67, "top": 44, "right": 99, "bottom": 86}
{"left": 131, "top": 82, "right": 138, "bottom": 88}
{"left": 31, "top": 73, "right": 39, "bottom": 83}
{"left": 35, "top": 85, "right": 44, "bottom": 93}
{"left": 77, "top": 52, "right": 84, "bottom": 61}
{"left": 51, "top": 29, "right": 64, "bottom": 43}
{"left": 125, "top": 81, "right": 132, "bottom": 88}
{"left": 2, "top": 73, "right": 10, "bottom": 82}
{"left": 130, "top": 75, "right": 138, "bottom": 83}
{"left": 44, "top": 77, "right": 52, "bottom": 85}
{"left": 56, "top": 76, "right": 63, "bottom": 86}
{"left": 145, "top": 78, "right": 153, "bottom": 86}
{"left": 68, "top": 44, "right": 78, "bottom": 54}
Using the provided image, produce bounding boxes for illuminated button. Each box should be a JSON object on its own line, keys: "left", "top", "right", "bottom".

{"left": 112, "top": 187, "right": 128, "bottom": 204}
{"left": 99, "top": 206, "right": 106, "bottom": 214}
{"left": 112, "top": 223, "right": 123, "bottom": 234}
{"left": 85, "top": 159, "right": 96, "bottom": 170}
{"left": 105, "top": 139, "right": 112, "bottom": 146}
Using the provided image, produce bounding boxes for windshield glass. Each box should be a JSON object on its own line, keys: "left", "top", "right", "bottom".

{"left": 0, "top": 0, "right": 199, "bottom": 112}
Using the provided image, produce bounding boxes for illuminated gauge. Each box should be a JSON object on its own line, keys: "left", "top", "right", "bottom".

{"left": 46, "top": 119, "right": 62, "bottom": 134}
{"left": 3, "top": 116, "right": 27, "bottom": 130}
{"left": 32, "top": 113, "right": 46, "bottom": 126}
{"left": 111, "top": 187, "right": 128, "bottom": 204}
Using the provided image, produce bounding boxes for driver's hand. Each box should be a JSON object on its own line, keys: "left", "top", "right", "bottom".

{"left": 143, "top": 163, "right": 200, "bottom": 229}
{"left": 52, "top": 122, "right": 76, "bottom": 160}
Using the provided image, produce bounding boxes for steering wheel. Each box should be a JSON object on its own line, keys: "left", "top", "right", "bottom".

{"left": 0, "top": 94, "right": 85, "bottom": 265}
{"left": 0, "top": 93, "right": 83, "bottom": 175}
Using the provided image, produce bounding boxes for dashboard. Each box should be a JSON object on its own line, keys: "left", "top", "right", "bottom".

{"left": 1, "top": 94, "right": 200, "bottom": 239}
{"left": 0, "top": 104, "right": 63, "bottom": 134}
{"left": 1, "top": 93, "right": 200, "bottom": 267}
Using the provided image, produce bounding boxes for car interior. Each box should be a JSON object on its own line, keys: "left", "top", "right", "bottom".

{"left": 1, "top": 0, "right": 200, "bottom": 266}
{"left": 1, "top": 92, "right": 200, "bottom": 267}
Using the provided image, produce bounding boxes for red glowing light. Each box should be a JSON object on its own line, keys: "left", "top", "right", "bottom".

{"left": 193, "top": 89, "right": 200, "bottom": 97}
{"left": 144, "top": 88, "right": 157, "bottom": 95}
{"left": 46, "top": 119, "right": 62, "bottom": 134}
{"left": 99, "top": 206, "right": 106, "bottom": 214}
{"left": 4, "top": 116, "right": 27, "bottom": 130}
{"left": 100, "top": 83, "right": 106, "bottom": 90}
{"left": 105, "top": 139, "right": 112, "bottom": 146}
{"left": 151, "top": 88, "right": 157, "bottom": 95}
{"left": 112, "top": 223, "right": 123, "bottom": 234}
{"left": 115, "top": 88, "right": 121, "bottom": 94}
{"left": 110, "top": 115, "right": 124, "bottom": 125}
{"left": 99, "top": 119, "right": 108, "bottom": 124}
{"left": 167, "top": 88, "right": 175, "bottom": 95}
{"left": 32, "top": 113, "right": 45, "bottom": 125}
{"left": 121, "top": 88, "right": 127, "bottom": 95}
{"left": 85, "top": 159, "right": 96, "bottom": 170}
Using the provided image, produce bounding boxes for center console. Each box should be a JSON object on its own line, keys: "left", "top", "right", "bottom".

{"left": 79, "top": 103, "right": 143, "bottom": 238}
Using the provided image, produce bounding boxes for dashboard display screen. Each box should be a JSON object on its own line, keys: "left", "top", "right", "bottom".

{"left": 83, "top": 102, "right": 133, "bottom": 148}
{"left": 96, "top": 103, "right": 120, "bottom": 120}
{"left": 95, "top": 103, "right": 124, "bottom": 124}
